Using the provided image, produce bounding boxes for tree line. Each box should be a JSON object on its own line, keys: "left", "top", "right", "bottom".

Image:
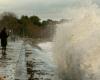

{"left": 0, "top": 12, "right": 58, "bottom": 39}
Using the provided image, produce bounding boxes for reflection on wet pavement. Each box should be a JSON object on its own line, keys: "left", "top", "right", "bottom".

{"left": 25, "top": 43, "right": 57, "bottom": 80}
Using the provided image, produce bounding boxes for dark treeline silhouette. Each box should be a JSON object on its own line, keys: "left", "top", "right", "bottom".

{"left": 0, "top": 12, "right": 59, "bottom": 40}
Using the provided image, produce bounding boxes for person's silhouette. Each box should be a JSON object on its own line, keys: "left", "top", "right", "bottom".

{"left": 0, "top": 27, "right": 9, "bottom": 58}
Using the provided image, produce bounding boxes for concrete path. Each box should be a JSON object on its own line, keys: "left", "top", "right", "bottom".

{"left": 15, "top": 43, "right": 28, "bottom": 80}
{"left": 0, "top": 40, "right": 58, "bottom": 80}
{"left": 25, "top": 43, "right": 58, "bottom": 80}
{"left": 0, "top": 41, "right": 27, "bottom": 80}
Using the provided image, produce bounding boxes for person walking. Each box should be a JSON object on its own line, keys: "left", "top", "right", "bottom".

{"left": 0, "top": 27, "right": 9, "bottom": 58}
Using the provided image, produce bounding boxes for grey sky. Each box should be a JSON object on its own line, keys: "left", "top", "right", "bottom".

{"left": 0, "top": 0, "right": 99, "bottom": 20}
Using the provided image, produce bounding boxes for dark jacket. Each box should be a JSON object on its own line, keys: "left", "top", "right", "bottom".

{"left": 0, "top": 30, "right": 8, "bottom": 47}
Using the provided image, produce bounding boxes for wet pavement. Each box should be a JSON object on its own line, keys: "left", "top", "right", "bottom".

{"left": 25, "top": 43, "right": 58, "bottom": 80}
{"left": 15, "top": 44, "right": 28, "bottom": 80}
{"left": 0, "top": 41, "right": 58, "bottom": 80}
{"left": 0, "top": 41, "right": 26, "bottom": 80}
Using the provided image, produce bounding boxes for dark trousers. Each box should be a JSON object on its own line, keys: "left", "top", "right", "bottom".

{"left": 1, "top": 47, "right": 6, "bottom": 58}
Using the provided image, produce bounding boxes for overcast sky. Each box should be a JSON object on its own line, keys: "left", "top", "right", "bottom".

{"left": 0, "top": 0, "right": 99, "bottom": 20}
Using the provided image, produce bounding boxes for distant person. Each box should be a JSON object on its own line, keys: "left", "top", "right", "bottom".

{"left": 0, "top": 27, "right": 9, "bottom": 58}
{"left": 11, "top": 35, "right": 16, "bottom": 42}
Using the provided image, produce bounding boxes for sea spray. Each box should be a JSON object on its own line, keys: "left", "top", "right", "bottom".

{"left": 53, "top": 1, "right": 100, "bottom": 80}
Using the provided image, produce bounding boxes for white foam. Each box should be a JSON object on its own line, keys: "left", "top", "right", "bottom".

{"left": 53, "top": 1, "right": 100, "bottom": 80}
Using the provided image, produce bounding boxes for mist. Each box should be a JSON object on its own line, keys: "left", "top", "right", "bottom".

{"left": 53, "top": 0, "right": 100, "bottom": 80}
